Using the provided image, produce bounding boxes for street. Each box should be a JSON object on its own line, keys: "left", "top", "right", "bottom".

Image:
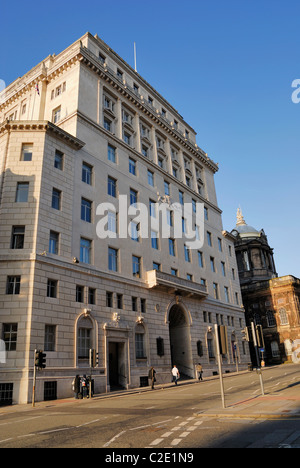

{"left": 0, "top": 365, "right": 300, "bottom": 449}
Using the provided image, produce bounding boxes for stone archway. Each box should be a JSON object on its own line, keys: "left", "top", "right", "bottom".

{"left": 168, "top": 303, "right": 194, "bottom": 378}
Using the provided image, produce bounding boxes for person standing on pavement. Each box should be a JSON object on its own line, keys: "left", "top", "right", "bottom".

{"left": 196, "top": 363, "right": 203, "bottom": 381}
{"left": 72, "top": 375, "right": 81, "bottom": 399}
{"left": 172, "top": 365, "right": 180, "bottom": 385}
{"left": 148, "top": 366, "right": 156, "bottom": 390}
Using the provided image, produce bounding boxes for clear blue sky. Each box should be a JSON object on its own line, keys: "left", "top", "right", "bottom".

{"left": 1, "top": 0, "right": 299, "bottom": 277}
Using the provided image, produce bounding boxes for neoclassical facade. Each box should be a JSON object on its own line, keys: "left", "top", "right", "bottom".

{"left": 231, "top": 210, "right": 300, "bottom": 365}
{"left": 0, "top": 33, "right": 249, "bottom": 405}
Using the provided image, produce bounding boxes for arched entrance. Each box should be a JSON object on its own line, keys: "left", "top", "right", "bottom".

{"left": 168, "top": 304, "right": 194, "bottom": 378}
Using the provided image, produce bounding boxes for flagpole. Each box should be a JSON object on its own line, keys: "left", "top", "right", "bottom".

{"left": 134, "top": 42, "right": 137, "bottom": 73}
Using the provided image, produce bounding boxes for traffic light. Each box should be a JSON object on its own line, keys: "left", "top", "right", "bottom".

{"left": 89, "top": 349, "right": 98, "bottom": 368}
{"left": 241, "top": 327, "right": 251, "bottom": 342}
{"left": 218, "top": 325, "right": 228, "bottom": 355}
{"left": 256, "top": 325, "right": 265, "bottom": 348}
{"left": 34, "top": 350, "right": 47, "bottom": 370}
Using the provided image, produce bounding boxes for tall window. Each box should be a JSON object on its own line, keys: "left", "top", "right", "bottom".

{"left": 47, "top": 279, "right": 57, "bottom": 298}
{"left": 45, "top": 325, "right": 56, "bottom": 352}
{"left": 267, "top": 310, "right": 276, "bottom": 327}
{"left": 52, "top": 189, "right": 61, "bottom": 210}
{"left": 108, "top": 247, "right": 118, "bottom": 272}
{"left": 54, "top": 150, "right": 63, "bottom": 170}
{"left": 108, "top": 145, "right": 116, "bottom": 163}
{"left": 132, "top": 255, "right": 141, "bottom": 278}
{"left": 78, "top": 328, "right": 91, "bottom": 359}
{"left": 3, "top": 324, "right": 18, "bottom": 351}
{"left": 49, "top": 231, "right": 59, "bottom": 255}
{"left": 81, "top": 198, "right": 92, "bottom": 223}
{"left": 279, "top": 308, "right": 289, "bottom": 326}
{"left": 80, "top": 238, "right": 92, "bottom": 264}
{"left": 82, "top": 163, "right": 93, "bottom": 185}
{"left": 108, "top": 176, "right": 117, "bottom": 198}
{"left": 135, "top": 324, "right": 146, "bottom": 359}
{"left": 11, "top": 226, "right": 25, "bottom": 249}
{"left": 16, "top": 183, "right": 29, "bottom": 203}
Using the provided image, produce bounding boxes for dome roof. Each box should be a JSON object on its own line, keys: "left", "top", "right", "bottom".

{"left": 231, "top": 208, "right": 261, "bottom": 238}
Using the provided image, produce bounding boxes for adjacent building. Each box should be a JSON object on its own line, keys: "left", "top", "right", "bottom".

{"left": 0, "top": 33, "right": 249, "bottom": 405}
{"left": 231, "top": 209, "right": 300, "bottom": 365}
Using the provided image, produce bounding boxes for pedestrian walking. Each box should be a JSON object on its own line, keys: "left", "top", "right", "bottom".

{"left": 172, "top": 365, "right": 180, "bottom": 385}
{"left": 81, "top": 375, "right": 88, "bottom": 398}
{"left": 72, "top": 375, "right": 81, "bottom": 399}
{"left": 148, "top": 366, "right": 156, "bottom": 390}
{"left": 196, "top": 363, "right": 203, "bottom": 381}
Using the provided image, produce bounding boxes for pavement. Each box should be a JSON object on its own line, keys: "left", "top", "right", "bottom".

{"left": 1, "top": 366, "right": 300, "bottom": 421}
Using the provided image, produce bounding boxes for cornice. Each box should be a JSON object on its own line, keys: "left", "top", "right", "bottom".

{"left": 0, "top": 120, "right": 85, "bottom": 150}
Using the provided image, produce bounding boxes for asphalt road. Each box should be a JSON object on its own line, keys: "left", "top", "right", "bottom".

{"left": 0, "top": 365, "right": 300, "bottom": 449}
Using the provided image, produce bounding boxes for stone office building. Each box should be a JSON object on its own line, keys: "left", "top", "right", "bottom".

{"left": 0, "top": 32, "right": 249, "bottom": 405}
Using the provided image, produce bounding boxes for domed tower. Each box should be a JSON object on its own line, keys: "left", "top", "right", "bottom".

{"left": 231, "top": 208, "right": 278, "bottom": 285}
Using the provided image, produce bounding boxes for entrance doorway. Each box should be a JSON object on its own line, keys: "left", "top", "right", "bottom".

{"left": 108, "top": 342, "right": 126, "bottom": 390}
{"left": 169, "top": 304, "right": 194, "bottom": 378}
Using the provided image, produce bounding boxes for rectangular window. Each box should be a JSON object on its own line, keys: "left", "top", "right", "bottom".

{"left": 141, "top": 298, "right": 146, "bottom": 314}
{"left": 108, "top": 247, "right": 118, "bottom": 272}
{"left": 198, "top": 251, "right": 204, "bottom": 268}
{"left": 171, "top": 268, "right": 178, "bottom": 276}
{"left": 6, "top": 276, "right": 21, "bottom": 295}
{"left": 213, "top": 283, "right": 219, "bottom": 300}
{"left": 130, "top": 189, "right": 138, "bottom": 207}
{"left": 11, "top": 226, "right": 25, "bottom": 249}
{"left": 148, "top": 170, "right": 154, "bottom": 187}
{"left": 54, "top": 150, "right": 63, "bottom": 170}
{"left": 108, "top": 176, "right": 117, "bottom": 198}
{"left": 52, "top": 107, "right": 61, "bottom": 124}
{"left": 3, "top": 324, "right": 18, "bottom": 351}
{"left": 218, "top": 238, "right": 223, "bottom": 252}
{"left": 106, "top": 292, "right": 113, "bottom": 308}
{"left": 224, "top": 286, "right": 230, "bottom": 303}
{"left": 108, "top": 145, "right": 116, "bottom": 163}
{"left": 153, "top": 262, "right": 161, "bottom": 271}
{"left": 132, "top": 297, "right": 138, "bottom": 312}
{"left": 129, "top": 158, "right": 136, "bottom": 175}
{"left": 151, "top": 231, "right": 159, "bottom": 249}
{"left": 76, "top": 285, "right": 84, "bottom": 303}
{"left": 78, "top": 328, "right": 91, "bottom": 359}
{"left": 164, "top": 181, "right": 170, "bottom": 196}
{"left": 81, "top": 198, "right": 92, "bottom": 223}
{"left": 16, "top": 182, "right": 29, "bottom": 203}
{"left": 169, "top": 238, "right": 176, "bottom": 257}
{"left": 207, "top": 231, "right": 212, "bottom": 247}
{"left": 117, "top": 294, "right": 123, "bottom": 309}
{"left": 104, "top": 117, "right": 112, "bottom": 132}
{"left": 88, "top": 288, "right": 96, "bottom": 305}
{"left": 49, "top": 231, "right": 59, "bottom": 255}
{"left": 52, "top": 189, "right": 61, "bottom": 210}
{"left": 135, "top": 334, "right": 145, "bottom": 359}
{"left": 45, "top": 325, "right": 56, "bottom": 352}
{"left": 132, "top": 255, "right": 141, "bottom": 278}
{"left": 21, "top": 144, "right": 33, "bottom": 161}
{"left": 80, "top": 238, "right": 92, "bottom": 264}
{"left": 47, "top": 279, "right": 57, "bottom": 298}
{"left": 184, "top": 244, "right": 191, "bottom": 262}
{"left": 210, "top": 257, "right": 215, "bottom": 273}
{"left": 130, "top": 222, "right": 139, "bottom": 242}
{"left": 221, "top": 262, "right": 226, "bottom": 276}
{"left": 82, "top": 163, "right": 93, "bottom": 185}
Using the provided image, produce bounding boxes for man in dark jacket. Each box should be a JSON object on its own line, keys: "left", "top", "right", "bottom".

{"left": 73, "top": 375, "right": 81, "bottom": 399}
{"left": 148, "top": 367, "right": 156, "bottom": 390}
